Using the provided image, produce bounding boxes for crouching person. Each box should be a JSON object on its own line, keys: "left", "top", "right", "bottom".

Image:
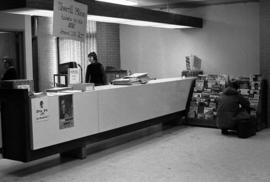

{"left": 216, "top": 80, "right": 251, "bottom": 135}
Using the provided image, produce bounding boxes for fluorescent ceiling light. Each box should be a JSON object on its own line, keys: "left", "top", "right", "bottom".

{"left": 88, "top": 15, "right": 192, "bottom": 29}
{"left": 6, "top": 9, "right": 53, "bottom": 17}
{"left": 96, "top": 0, "right": 138, "bottom": 6}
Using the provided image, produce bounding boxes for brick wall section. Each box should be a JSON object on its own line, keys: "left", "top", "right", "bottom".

{"left": 260, "top": 0, "right": 270, "bottom": 126}
{"left": 96, "top": 22, "right": 120, "bottom": 70}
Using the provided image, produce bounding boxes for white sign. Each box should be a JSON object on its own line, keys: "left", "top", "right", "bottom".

{"left": 31, "top": 97, "right": 49, "bottom": 123}
{"left": 53, "top": 0, "right": 88, "bottom": 41}
{"left": 17, "top": 84, "right": 31, "bottom": 92}
{"left": 68, "top": 68, "right": 81, "bottom": 84}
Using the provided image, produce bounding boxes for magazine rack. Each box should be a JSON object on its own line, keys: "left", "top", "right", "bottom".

{"left": 186, "top": 74, "right": 267, "bottom": 130}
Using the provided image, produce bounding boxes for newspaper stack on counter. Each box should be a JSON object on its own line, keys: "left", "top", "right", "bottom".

{"left": 112, "top": 73, "right": 150, "bottom": 85}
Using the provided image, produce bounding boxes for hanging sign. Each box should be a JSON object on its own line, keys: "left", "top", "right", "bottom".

{"left": 53, "top": 0, "right": 88, "bottom": 41}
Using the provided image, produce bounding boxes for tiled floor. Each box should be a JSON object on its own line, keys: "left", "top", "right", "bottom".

{"left": 0, "top": 125, "right": 270, "bottom": 182}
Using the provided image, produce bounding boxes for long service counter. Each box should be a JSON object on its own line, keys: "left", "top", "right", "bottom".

{"left": 0, "top": 77, "right": 194, "bottom": 162}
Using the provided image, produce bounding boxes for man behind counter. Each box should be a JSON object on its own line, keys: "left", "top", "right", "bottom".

{"left": 1, "top": 57, "right": 17, "bottom": 80}
{"left": 85, "top": 52, "right": 106, "bottom": 86}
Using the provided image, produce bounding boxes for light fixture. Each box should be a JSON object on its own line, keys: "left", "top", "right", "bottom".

{"left": 95, "top": 0, "right": 138, "bottom": 6}
{"left": 87, "top": 15, "right": 191, "bottom": 29}
{"left": 5, "top": 9, "right": 54, "bottom": 17}
{"left": 0, "top": 0, "right": 203, "bottom": 29}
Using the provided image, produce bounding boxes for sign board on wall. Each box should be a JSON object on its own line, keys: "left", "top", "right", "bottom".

{"left": 53, "top": 0, "right": 88, "bottom": 41}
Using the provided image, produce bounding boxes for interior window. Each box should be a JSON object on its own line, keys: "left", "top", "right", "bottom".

{"left": 59, "top": 20, "right": 97, "bottom": 81}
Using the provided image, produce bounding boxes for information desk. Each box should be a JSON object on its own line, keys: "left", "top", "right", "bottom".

{"left": 0, "top": 77, "right": 194, "bottom": 162}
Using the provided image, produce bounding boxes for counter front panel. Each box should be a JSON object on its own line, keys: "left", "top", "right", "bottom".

{"left": 31, "top": 92, "right": 99, "bottom": 150}
{"left": 98, "top": 78, "right": 193, "bottom": 132}
{"left": 31, "top": 78, "right": 193, "bottom": 149}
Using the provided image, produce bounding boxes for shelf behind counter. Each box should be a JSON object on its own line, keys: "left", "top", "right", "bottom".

{"left": 0, "top": 77, "right": 194, "bottom": 162}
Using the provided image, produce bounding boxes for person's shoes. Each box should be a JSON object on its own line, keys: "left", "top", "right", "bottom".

{"left": 221, "top": 129, "right": 229, "bottom": 135}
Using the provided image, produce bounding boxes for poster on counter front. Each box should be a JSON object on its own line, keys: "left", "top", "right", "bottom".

{"left": 53, "top": 0, "right": 88, "bottom": 41}
{"left": 31, "top": 97, "right": 49, "bottom": 123}
{"left": 59, "top": 94, "right": 74, "bottom": 129}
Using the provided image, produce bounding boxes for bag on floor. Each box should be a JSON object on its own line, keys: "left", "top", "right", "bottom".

{"left": 237, "top": 119, "right": 256, "bottom": 138}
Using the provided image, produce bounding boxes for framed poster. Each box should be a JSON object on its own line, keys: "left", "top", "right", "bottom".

{"left": 59, "top": 94, "right": 74, "bottom": 129}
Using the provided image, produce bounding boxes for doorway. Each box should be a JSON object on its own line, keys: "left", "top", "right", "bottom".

{"left": 0, "top": 31, "right": 25, "bottom": 80}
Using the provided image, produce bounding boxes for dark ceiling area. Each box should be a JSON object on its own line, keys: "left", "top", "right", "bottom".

{"left": 136, "top": 0, "right": 259, "bottom": 9}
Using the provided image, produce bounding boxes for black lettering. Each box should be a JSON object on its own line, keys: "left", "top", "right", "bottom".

{"left": 78, "top": 32, "right": 84, "bottom": 38}
{"left": 60, "top": 30, "right": 70, "bottom": 35}
{"left": 58, "top": 2, "right": 73, "bottom": 14}
{"left": 68, "top": 22, "right": 75, "bottom": 28}
{"left": 75, "top": 7, "right": 86, "bottom": 17}
{"left": 61, "top": 15, "right": 72, "bottom": 22}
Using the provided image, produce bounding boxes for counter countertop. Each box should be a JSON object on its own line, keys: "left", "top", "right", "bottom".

{"left": 43, "top": 77, "right": 195, "bottom": 96}
{"left": 94, "top": 77, "right": 194, "bottom": 91}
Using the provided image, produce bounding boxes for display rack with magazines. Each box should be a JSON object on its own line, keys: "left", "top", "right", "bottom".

{"left": 186, "top": 74, "right": 267, "bottom": 130}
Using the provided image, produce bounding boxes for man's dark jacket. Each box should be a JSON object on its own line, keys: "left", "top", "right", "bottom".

{"left": 216, "top": 87, "right": 250, "bottom": 129}
{"left": 2, "top": 67, "right": 17, "bottom": 80}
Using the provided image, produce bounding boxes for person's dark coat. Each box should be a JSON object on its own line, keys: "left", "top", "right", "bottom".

{"left": 2, "top": 67, "right": 17, "bottom": 80}
{"left": 216, "top": 87, "right": 250, "bottom": 129}
{"left": 85, "top": 62, "right": 106, "bottom": 86}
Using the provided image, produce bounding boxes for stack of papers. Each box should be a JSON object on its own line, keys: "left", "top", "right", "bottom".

{"left": 112, "top": 78, "right": 132, "bottom": 85}
{"left": 112, "top": 73, "right": 151, "bottom": 85}
{"left": 125, "top": 73, "right": 148, "bottom": 78}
